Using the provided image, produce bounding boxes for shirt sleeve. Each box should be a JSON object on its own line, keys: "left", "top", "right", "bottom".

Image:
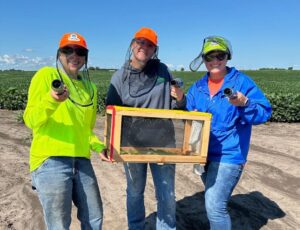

{"left": 238, "top": 77, "right": 272, "bottom": 125}
{"left": 23, "top": 67, "right": 60, "bottom": 129}
{"left": 89, "top": 83, "right": 106, "bottom": 153}
{"left": 185, "top": 83, "right": 197, "bottom": 111}
{"left": 106, "top": 70, "right": 124, "bottom": 106}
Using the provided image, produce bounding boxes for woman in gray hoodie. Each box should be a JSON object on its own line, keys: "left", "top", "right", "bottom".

{"left": 106, "top": 27, "right": 185, "bottom": 230}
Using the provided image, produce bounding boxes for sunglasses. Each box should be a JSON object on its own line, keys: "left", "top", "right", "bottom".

{"left": 134, "top": 39, "right": 155, "bottom": 48}
{"left": 203, "top": 52, "right": 227, "bottom": 62}
{"left": 60, "top": 46, "right": 88, "bottom": 57}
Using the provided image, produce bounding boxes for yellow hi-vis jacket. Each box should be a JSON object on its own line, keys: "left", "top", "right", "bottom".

{"left": 24, "top": 67, "right": 106, "bottom": 172}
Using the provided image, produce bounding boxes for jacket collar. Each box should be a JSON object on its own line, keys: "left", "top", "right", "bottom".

{"left": 195, "top": 67, "right": 239, "bottom": 95}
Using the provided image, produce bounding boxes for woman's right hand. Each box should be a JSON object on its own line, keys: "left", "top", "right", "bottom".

{"left": 50, "top": 86, "right": 69, "bottom": 102}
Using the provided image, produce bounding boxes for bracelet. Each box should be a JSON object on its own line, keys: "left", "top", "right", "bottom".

{"left": 243, "top": 98, "right": 250, "bottom": 106}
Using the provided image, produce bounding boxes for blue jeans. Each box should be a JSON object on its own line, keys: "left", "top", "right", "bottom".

{"left": 31, "top": 157, "right": 103, "bottom": 230}
{"left": 124, "top": 163, "right": 176, "bottom": 230}
{"left": 201, "top": 161, "right": 243, "bottom": 230}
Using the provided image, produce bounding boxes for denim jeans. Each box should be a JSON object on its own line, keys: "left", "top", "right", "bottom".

{"left": 124, "top": 163, "right": 176, "bottom": 230}
{"left": 201, "top": 161, "right": 243, "bottom": 230}
{"left": 31, "top": 157, "right": 103, "bottom": 230}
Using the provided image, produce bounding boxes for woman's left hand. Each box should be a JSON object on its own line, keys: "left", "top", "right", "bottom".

{"left": 171, "top": 86, "right": 184, "bottom": 101}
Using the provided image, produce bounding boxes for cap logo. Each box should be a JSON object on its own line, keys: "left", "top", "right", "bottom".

{"left": 209, "top": 41, "right": 219, "bottom": 47}
{"left": 68, "top": 33, "right": 80, "bottom": 42}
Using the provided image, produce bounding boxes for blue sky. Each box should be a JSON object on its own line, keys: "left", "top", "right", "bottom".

{"left": 0, "top": 0, "right": 299, "bottom": 71}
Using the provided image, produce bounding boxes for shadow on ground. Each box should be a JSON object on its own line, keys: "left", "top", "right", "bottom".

{"left": 145, "top": 191, "right": 285, "bottom": 230}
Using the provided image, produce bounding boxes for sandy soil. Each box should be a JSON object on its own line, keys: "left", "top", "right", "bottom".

{"left": 0, "top": 109, "right": 299, "bottom": 230}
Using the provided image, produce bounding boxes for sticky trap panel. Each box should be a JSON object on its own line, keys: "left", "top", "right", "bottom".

{"left": 104, "top": 106, "right": 211, "bottom": 164}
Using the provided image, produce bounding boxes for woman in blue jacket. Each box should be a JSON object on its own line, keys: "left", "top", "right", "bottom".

{"left": 186, "top": 36, "right": 272, "bottom": 230}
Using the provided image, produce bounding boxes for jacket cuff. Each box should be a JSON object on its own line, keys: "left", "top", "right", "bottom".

{"left": 175, "top": 95, "right": 187, "bottom": 109}
{"left": 43, "top": 92, "right": 60, "bottom": 109}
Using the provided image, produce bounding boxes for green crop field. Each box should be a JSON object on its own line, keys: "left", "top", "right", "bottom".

{"left": 0, "top": 69, "right": 299, "bottom": 122}
{"left": 91, "top": 69, "right": 300, "bottom": 95}
{"left": 1, "top": 69, "right": 299, "bottom": 94}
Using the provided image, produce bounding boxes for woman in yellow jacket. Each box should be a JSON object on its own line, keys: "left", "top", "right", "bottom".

{"left": 23, "top": 32, "right": 108, "bottom": 230}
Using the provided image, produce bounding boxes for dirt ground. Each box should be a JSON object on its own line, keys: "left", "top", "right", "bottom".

{"left": 0, "top": 109, "right": 299, "bottom": 230}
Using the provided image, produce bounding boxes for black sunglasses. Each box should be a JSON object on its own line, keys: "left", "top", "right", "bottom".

{"left": 203, "top": 52, "right": 227, "bottom": 62}
{"left": 60, "top": 46, "right": 88, "bottom": 57}
{"left": 135, "top": 39, "right": 155, "bottom": 48}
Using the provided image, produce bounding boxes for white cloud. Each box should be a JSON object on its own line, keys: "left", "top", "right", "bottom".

{"left": 166, "top": 63, "right": 175, "bottom": 70}
{"left": 177, "top": 64, "right": 185, "bottom": 71}
{"left": 0, "top": 54, "right": 55, "bottom": 70}
{"left": 292, "top": 65, "right": 300, "bottom": 70}
{"left": 0, "top": 54, "right": 16, "bottom": 64}
{"left": 24, "top": 48, "right": 33, "bottom": 52}
{"left": 166, "top": 63, "right": 186, "bottom": 71}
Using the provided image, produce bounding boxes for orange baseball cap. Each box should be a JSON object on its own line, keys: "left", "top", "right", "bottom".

{"left": 134, "top": 27, "right": 158, "bottom": 46}
{"left": 59, "top": 32, "right": 87, "bottom": 49}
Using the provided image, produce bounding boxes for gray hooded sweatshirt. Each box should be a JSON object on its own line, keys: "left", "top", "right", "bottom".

{"left": 106, "top": 59, "right": 185, "bottom": 147}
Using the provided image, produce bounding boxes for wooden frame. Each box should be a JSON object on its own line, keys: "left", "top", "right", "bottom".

{"left": 104, "top": 106, "right": 211, "bottom": 164}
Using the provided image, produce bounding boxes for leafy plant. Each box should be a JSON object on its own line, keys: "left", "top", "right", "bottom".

{"left": 16, "top": 110, "right": 25, "bottom": 124}
{"left": 1, "top": 69, "right": 300, "bottom": 122}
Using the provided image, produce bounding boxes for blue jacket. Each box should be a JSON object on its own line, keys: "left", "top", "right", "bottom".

{"left": 186, "top": 67, "right": 272, "bottom": 164}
